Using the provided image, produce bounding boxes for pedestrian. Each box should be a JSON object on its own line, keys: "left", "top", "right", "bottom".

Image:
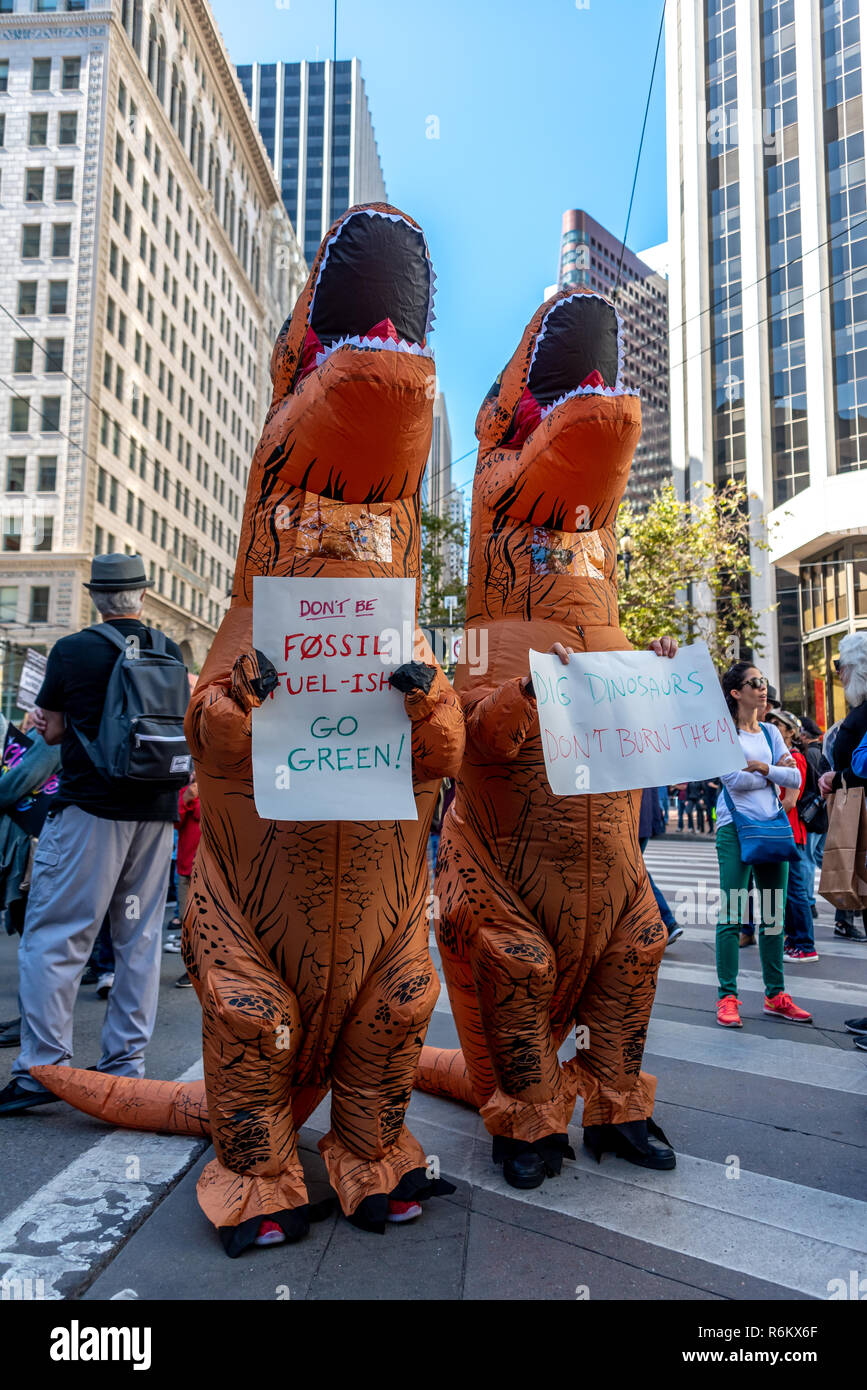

{"left": 0, "top": 713, "right": 62, "bottom": 1047}
{"left": 766, "top": 710, "right": 819, "bottom": 963}
{"left": 676, "top": 782, "right": 694, "bottom": 831}
{"left": 714, "top": 661, "right": 812, "bottom": 1029}
{"left": 795, "top": 715, "right": 830, "bottom": 920}
{"left": 0, "top": 554, "right": 191, "bottom": 1115}
{"left": 818, "top": 631, "right": 867, "bottom": 942}
{"left": 638, "top": 786, "right": 683, "bottom": 946}
{"left": 658, "top": 785, "right": 670, "bottom": 827}
{"left": 701, "top": 778, "right": 720, "bottom": 834}
{"left": 172, "top": 778, "right": 200, "bottom": 988}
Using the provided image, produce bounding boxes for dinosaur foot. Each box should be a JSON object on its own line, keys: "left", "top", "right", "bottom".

{"left": 582, "top": 1117, "right": 676, "bottom": 1171}
{"left": 492, "top": 1132, "right": 575, "bottom": 1190}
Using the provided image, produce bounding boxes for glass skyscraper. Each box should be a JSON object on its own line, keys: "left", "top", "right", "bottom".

{"left": 667, "top": 0, "right": 866, "bottom": 722}
{"left": 237, "top": 58, "right": 387, "bottom": 267}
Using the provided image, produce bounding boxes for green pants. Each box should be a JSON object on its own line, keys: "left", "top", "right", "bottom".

{"left": 715, "top": 823, "right": 787, "bottom": 1000}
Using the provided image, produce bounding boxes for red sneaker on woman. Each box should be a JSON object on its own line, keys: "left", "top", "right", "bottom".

{"left": 716, "top": 995, "right": 743, "bottom": 1028}
{"left": 764, "top": 991, "right": 812, "bottom": 1023}
{"left": 254, "top": 1219, "right": 286, "bottom": 1246}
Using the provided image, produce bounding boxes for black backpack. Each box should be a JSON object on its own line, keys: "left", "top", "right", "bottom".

{"left": 72, "top": 625, "right": 192, "bottom": 786}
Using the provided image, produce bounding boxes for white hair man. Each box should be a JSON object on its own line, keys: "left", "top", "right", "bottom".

{"left": 818, "top": 630, "right": 867, "bottom": 945}
{"left": 0, "top": 554, "right": 188, "bottom": 1114}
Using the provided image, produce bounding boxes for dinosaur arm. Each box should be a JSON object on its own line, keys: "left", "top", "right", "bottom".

{"left": 402, "top": 667, "right": 465, "bottom": 781}
{"left": 185, "top": 651, "right": 277, "bottom": 776}
{"left": 464, "top": 677, "right": 537, "bottom": 761}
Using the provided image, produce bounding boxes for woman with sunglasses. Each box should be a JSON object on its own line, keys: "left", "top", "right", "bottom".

{"left": 715, "top": 662, "right": 813, "bottom": 1028}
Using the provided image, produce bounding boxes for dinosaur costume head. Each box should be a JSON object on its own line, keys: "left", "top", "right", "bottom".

{"left": 235, "top": 203, "right": 436, "bottom": 600}
{"left": 463, "top": 287, "right": 640, "bottom": 641}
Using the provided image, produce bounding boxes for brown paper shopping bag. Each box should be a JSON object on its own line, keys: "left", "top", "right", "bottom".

{"left": 819, "top": 787, "right": 867, "bottom": 911}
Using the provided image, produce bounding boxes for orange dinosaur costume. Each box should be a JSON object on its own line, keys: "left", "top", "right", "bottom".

{"left": 33, "top": 205, "right": 463, "bottom": 1254}
{"left": 417, "top": 288, "right": 675, "bottom": 1186}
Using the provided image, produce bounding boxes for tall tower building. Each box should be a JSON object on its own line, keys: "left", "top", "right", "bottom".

{"left": 666, "top": 0, "right": 866, "bottom": 722}
{"left": 0, "top": 0, "right": 306, "bottom": 708}
{"left": 237, "top": 59, "right": 387, "bottom": 268}
{"left": 557, "top": 209, "right": 672, "bottom": 514}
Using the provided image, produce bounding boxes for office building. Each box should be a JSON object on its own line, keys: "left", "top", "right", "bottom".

{"left": 666, "top": 0, "right": 866, "bottom": 721}
{"left": 557, "top": 208, "right": 672, "bottom": 513}
{"left": 0, "top": 0, "right": 306, "bottom": 706}
{"left": 237, "top": 58, "right": 386, "bottom": 268}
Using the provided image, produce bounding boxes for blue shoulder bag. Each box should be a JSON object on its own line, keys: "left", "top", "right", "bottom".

{"left": 722, "top": 724, "right": 799, "bottom": 864}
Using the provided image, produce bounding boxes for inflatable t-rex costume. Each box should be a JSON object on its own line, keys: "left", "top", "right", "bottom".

{"left": 417, "top": 288, "right": 675, "bottom": 1188}
{"left": 33, "top": 204, "right": 464, "bottom": 1254}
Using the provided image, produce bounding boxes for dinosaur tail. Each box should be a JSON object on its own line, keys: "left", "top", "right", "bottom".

{"left": 31, "top": 1066, "right": 211, "bottom": 1136}
{"left": 415, "top": 1046, "right": 479, "bottom": 1107}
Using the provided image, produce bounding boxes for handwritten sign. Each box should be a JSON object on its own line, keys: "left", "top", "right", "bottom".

{"left": 252, "top": 577, "right": 417, "bottom": 822}
{"left": 529, "top": 641, "right": 743, "bottom": 795}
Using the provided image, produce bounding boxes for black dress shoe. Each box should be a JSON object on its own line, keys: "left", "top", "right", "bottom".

{"left": 0, "top": 1079, "right": 60, "bottom": 1115}
{"left": 583, "top": 1117, "right": 676, "bottom": 1170}
{"left": 492, "top": 1132, "right": 575, "bottom": 1190}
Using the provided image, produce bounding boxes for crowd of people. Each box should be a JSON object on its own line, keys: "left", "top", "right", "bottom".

{"left": 0, "top": 551, "right": 865, "bottom": 1116}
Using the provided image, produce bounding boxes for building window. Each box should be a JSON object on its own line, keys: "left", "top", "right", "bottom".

{"left": 25, "top": 169, "right": 45, "bottom": 202}
{"left": 61, "top": 57, "right": 81, "bottom": 91}
{"left": 17, "top": 282, "right": 38, "bottom": 315}
{"left": 34, "top": 517, "right": 53, "bottom": 552}
{"left": 0, "top": 61, "right": 8, "bottom": 93}
{"left": 45, "top": 338, "right": 64, "bottom": 374}
{"left": 41, "top": 396, "right": 61, "bottom": 432}
{"left": 5, "top": 458, "right": 26, "bottom": 492}
{"left": 58, "top": 112, "right": 78, "bottom": 146}
{"left": 48, "top": 281, "right": 68, "bottom": 315}
{"left": 9, "top": 398, "right": 29, "bottom": 432}
{"left": 55, "top": 167, "right": 74, "bottom": 201}
{"left": 13, "top": 340, "right": 34, "bottom": 374}
{"left": 29, "top": 587, "right": 49, "bottom": 623}
{"left": 21, "top": 225, "right": 41, "bottom": 259}
{"left": 0, "top": 587, "right": 18, "bottom": 623}
{"left": 28, "top": 113, "right": 49, "bottom": 147}
{"left": 3, "top": 520, "right": 21, "bottom": 553}
{"left": 31, "top": 59, "right": 52, "bottom": 92}
{"left": 37, "top": 457, "right": 56, "bottom": 491}
{"left": 52, "top": 223, "right": 72, "bottom": 257}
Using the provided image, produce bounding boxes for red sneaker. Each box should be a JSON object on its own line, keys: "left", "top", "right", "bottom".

{"left": 385, "top": 1199, "right": 422, "bottom": 1224}
{"left": 716, "top": 995, "right": 743, "bottom": 1028}
{"left": 254, "top": 1218, "right": 286, "bottom": 1246}
{"left": 764, "top": 991, "right": 812, "bottom": 1023}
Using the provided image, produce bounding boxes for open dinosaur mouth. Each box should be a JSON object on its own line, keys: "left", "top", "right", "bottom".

{"left": 529, "top": 292, "right": 626, "bottom": 418}
{"left": 302, "top": 209, "right": 435, "bottom": 378}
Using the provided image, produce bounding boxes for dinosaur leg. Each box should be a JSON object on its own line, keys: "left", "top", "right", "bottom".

{"left": 319, "top": 905, "right": 450, "bottom": 1230}
{"left": 185, "top": 880, "right": 323, "bottom": 1257}
{"left": 565, "top": 880, "right": 667, "bottom": 1127}
{"left": 470, "top": 911, "right": 581, "bottom": 1147}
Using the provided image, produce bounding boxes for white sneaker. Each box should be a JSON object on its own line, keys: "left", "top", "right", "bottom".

{"left": 163, "top": 939, "right": 182, "bottom": 953}
{"left": 96, "top": 972, "right": 114, "bottom": 999}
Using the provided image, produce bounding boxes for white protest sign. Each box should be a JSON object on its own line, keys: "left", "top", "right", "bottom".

{"left": 17, "top": 648, "right": 47, "bottom": 712}
{"left": 529, "top": 640, "right": 744, "bottom": 795}
{"left": 252, "top": 576, "right": 418, "bottom": 822}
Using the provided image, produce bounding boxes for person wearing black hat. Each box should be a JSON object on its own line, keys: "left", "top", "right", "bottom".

{"left": 0, "top": 555, "right": 188, "bottom": 1115}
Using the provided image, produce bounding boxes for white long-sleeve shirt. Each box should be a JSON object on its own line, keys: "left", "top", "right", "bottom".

{"left": 715, "top": 723, "right": 802, "bottom": 829}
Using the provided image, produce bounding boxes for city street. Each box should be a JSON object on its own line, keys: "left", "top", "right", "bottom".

{"left": 0, "top": 832, "right": 864, "bottom": 1303}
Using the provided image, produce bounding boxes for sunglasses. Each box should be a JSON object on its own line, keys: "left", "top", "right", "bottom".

{"left": 740, "top": 677, "right": 767, "bottom": 689}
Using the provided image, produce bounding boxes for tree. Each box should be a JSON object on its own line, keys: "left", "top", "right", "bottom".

{"left": 420, "top": 505, "right": 466, "bottom": 627}
{"left": 616, "top": 481, "right": 773, "bottom": 669}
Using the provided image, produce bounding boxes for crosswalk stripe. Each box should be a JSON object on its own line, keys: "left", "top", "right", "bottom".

{"left": 657, "top": 959, "right": 867, "bottom": 1007}
{"left": 644, "top": 1017, "right": 867, "bottom": 1094}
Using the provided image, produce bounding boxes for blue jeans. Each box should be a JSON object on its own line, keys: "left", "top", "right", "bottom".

{"left": 804, "top": 831, "right": 825, "bottom": 907}
{"left": 639, "top": 837, "right": 675, "bottom": 929}
{"left": 785, "top": 842, "right": 816, "bottom": 952}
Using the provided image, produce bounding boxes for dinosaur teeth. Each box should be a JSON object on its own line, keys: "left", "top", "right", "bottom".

{"left": 312, "top": 335, "right": 434, "bottom": 369}
{"left": 539, "top": 382, "right": 633, "bottom": 418}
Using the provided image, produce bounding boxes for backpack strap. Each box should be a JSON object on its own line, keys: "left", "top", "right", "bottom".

{"left": 759, "top": 722, "right": 776, "bottom": 758}
{"left": 84, "top": 622, "right": 127, "bottom": 653}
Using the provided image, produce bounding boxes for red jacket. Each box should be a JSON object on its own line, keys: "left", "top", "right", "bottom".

{"left": 787, "top": 748, "right": 807, "bottom": 846}
{"left": 176, "top": 788, "right": 201, "bottom": 877}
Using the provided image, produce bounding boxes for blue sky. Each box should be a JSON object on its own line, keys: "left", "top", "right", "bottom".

{"left": 211, "top": 0, "right": 668, "bottom": 496}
